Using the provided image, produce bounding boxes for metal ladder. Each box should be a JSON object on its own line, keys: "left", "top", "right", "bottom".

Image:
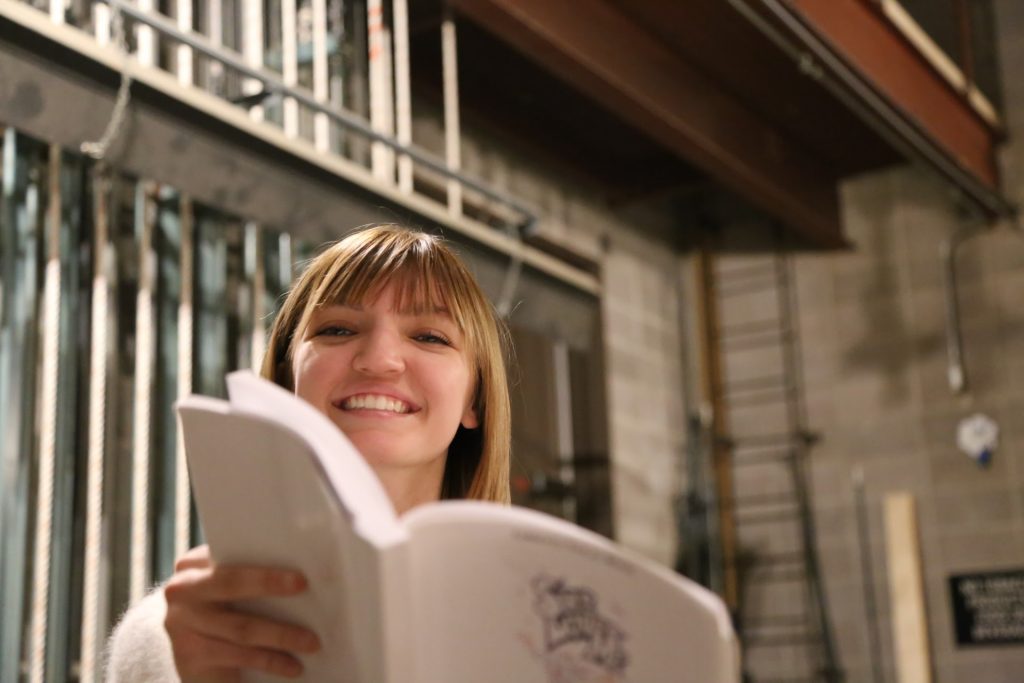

{"left": 698, "top": 246, "right": 842, "bottom": 683}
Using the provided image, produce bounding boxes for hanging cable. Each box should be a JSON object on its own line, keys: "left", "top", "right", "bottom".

{"left": 28, "top": 145, "right": 63, "bottom": 683}
{"left": 81, "top": 4, "right": 133, "bottom": 161}
{"left": 79, "top": 168, "right": 111, "bottom": 683}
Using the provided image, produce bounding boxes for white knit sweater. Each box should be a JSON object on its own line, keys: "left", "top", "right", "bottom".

{"left": 104, "top": 588, "right": 181, "bottom": 683}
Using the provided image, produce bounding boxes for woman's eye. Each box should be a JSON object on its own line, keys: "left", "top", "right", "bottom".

{"left": 414, "top": 332, "right": 452, "bottom": 346}
{"left": 316, "top": 325, "right": 354, "bottom": 337}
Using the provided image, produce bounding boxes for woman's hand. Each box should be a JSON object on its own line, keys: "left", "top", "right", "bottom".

{"left": 163, "top": 545, "right": 322, "bottom": 682}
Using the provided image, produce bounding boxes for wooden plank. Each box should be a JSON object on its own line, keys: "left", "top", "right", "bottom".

{"left": 450, "top": 0, "right": 844, "bottom": 248}
{"left": 883, "top": 492, "right": 933, "bottom": 683}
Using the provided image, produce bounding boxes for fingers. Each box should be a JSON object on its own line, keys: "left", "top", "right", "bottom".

{"left": 165, "top": 564, "right": 307, "bottom": 603}
{"left": 175, "top": 545, "right": 212, "bottom": 572}
{"left": 170, "top": 629, "right": 305, "bottom": 679}
{"left": 170, "top": 603, "right": 321, "bottom": 655}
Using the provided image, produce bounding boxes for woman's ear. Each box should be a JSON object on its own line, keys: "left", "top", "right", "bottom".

{"left": 461, "top": 403, "right": 479, "bottom": 429}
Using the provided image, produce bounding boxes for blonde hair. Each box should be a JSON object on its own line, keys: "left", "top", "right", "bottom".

{"left": 261, "top": 225, "right": 511, "bottom": 504}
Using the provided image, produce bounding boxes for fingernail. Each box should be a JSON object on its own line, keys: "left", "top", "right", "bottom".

{"left": 302, "top": 632, "right": 322, "bottom": 652}
{"left": 285, "top": 572, "right": 307, "bottom": 591}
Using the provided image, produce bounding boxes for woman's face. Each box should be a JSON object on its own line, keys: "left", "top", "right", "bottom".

{"left": 290, "top": 281, "right": 479, "bottom": 481}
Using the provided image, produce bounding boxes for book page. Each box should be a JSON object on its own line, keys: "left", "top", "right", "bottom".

{"left": 179, "top": 394, "right": 411, "bottom": 683}
{"left": 403, "top": 502, "right": 738, "bottom": 683}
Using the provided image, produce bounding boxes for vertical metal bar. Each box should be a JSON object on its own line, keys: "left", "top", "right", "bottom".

{"left": 441, "top": 6, "right": 462, "bottom": 216}
{"left": 392, "top": 0, "right": 412, "bottom": 192}
{"left": 177, "top": 0, "right": 194, "bottom": 85}
{"left": 367, "top": 0, "right": 394, "bottom": 181}
{"left": 130, "top": 181, "right": 157, "bottom": 603}
{"left": 282, "top": 0, "right": 300, "bottom": 137}
{"left": 552, "top": 341, "right": 577, "bottom": 522}
{"left": 853, "top": 468, "right": 887, "bottom": 683}
{"left": 327, "top": 0, "right": 346, "bottom": 154}
{"left": 175, "top": 195, "right": 194, "bottom": 560}
{"left": 28, "top": 145, "right": 63, "bottom": 683}
{"left": 242, "top": 0, "right": 265, "bottom": 121}
{"left": 137, "top": 0, "right": 157, "bottom": 67}
{"left": 93, "top": 1, "right": 111, "bottom": 45}
{"left": 206, "top": 0, "right": 224, "bottom": 92}
{"left": 0, "top": 129, "right": 39, "bottom": 683}
{"left": 695, "top": 248, "right": 737, "bottom": 610}
{"left": 246, "top": 224, "right": 266, "bottom": 371}
{"left": 79, "top": 168, "right": 111, "bottom": 683}
{"left": 312, "top": 0, "right": 331, "bottom": 151}
{"left": 50, "top": 0, "right": 65, "bottom": 25}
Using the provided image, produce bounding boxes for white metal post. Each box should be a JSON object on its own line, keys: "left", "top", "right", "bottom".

{"left": 176, "top": 0, "right": 193, "bottom": 86}
{"left": 28, "top": 145, "right": 63, "bottom": 683}
{"left": 207, "top": 0, "right": 224, "bottom": 91}
{"left": 246, "top": 224, "right": 266, "bottom": 372}
{"left": 137, "top": 0, "right": 157, "bottom": 67}
{"left": 130, "top": 182, "right": 156, "bottom": 604}
{"left": 368, "top": 0, "right": 394, "bottom": 182}
{"left": 392, "top": 0, "right": 412, "bottom": 193}
{"left": 312, "top": 0, "right": 330, "bottom": 151}
{"left": 79, "top": 170, "right": 111, "bottom": 683}
{"left": 93, "top": 1, "right": 111, "bottom": 45}
{"left": 50, "top": 0, "right": 64, "bottom": 25}
{"left": 442, "top": 6, "right": 462, "bottom": 216}
{"left": 242, "top": 0, "right": 265, "bottom": 122}
{"left": 174, "top": 195, "right": 193, "bottom": 560}
{"left": 282, "top": 0, "right": 300, "bottom": 137}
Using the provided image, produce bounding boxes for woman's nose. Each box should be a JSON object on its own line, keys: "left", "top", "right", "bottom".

{"left": 352, "top": 329, "right": 405, "bottom": 375}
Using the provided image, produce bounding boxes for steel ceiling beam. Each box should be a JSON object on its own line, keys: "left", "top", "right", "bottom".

{"left": 450, "top": 0, "right": 847, "bottom": 249}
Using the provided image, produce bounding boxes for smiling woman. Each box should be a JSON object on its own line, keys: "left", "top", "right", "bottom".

{"left": 263, "top": 225, "right": 512, "bottom": 505}
{"left": 104, "top": 225, "right": 514, "bottom": 682}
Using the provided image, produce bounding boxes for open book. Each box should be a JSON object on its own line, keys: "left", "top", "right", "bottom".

{"left": 178, "top": 371, "right": 739, "bottom": 683}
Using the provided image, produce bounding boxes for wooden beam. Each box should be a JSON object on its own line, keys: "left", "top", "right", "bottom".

{"left": 884, "top": 492, "right": 934, "bottom": 683}
{"left": 789, "top": 0, "right": 1000, "bottom": 191}
{"left": 450, "top": 0, "right": 845, "bottom": 248}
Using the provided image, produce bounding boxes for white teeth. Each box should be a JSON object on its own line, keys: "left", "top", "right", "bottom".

{"left": 342, "top": 394, "right": 410, "bottom": 414}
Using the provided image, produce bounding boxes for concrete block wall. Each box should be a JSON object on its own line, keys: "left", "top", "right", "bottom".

{"left": 792, "top": 162, "right": 1024, "bottom": 682}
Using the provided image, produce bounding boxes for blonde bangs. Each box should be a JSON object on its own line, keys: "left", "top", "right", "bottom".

{"left": 301, "top": 231, "right": 482, "bottom": 356}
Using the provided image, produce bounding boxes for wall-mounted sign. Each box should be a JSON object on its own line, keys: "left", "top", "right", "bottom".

{"left": 949, "top": 569, "right": 1024, "bottom": 646}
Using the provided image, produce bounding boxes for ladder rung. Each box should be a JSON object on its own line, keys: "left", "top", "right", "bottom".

{"left": 726, "top": 493, "right": 797, "bottom": 509}
{"left": 730, "top": 449, "right": 796, "bottom": 466}
{"left": 742, "top": 614, "right": 808, "bottom": 629}
{"left": 721, "top": 373, "right": 788, "bottom": 393}
{"left": 735, "top": 509, "right": 801, "bottom": 526}
{"left": 726, "top": 390, "right": 794, "bottom": 409}
{"left": 718, "top": 319, "right": 784, "bottom": 340}
{"left": 742, "top": 631, "right": 820, "bottom": 647}
{"left": 717, "top": 276, "right": 782, "bottom": 298}
{"left": 745, "top": 569, "right": 807, "bottom": 584}
{"left": 720, "top": 330, "right": 792, "bottom": 352}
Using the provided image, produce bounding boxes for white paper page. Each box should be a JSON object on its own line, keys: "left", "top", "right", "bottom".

{"left": 179, "top": 398, "right": 409, "bottom": 683}
{"left": 403, "top": 502, "right": 739, "bottom": 683}
{"left": 225, "top": 371, "right": 402, "bottom": 543}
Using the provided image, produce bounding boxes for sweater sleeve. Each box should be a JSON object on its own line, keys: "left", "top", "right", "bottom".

{"left": 103, "top": 587, "right": 181, "bottom": 683}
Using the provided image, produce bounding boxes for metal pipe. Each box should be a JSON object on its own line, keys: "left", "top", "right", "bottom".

{"left": 442, "top": 5, "right": 462, "bottom": 217}
{"left": 311, "top": 0, "right": 330, "bottom": 152}
{"left": 241, "top": 0, "right": 264, "bottom": 122}
{"left": 130, "top": 180, "right": 156, "bottom": 603}
{"left": 392, "top": 0, "right": 413, "bottom": 193}
{"left": 281, "top": 0, "right": 299, "bottom": 138}
{"left": 941, "top": 223, "right": 985, "bottom": 394}
{"left": 726, "top": 0, "right": 1015, "bottom": 219}
{"left": 174, "top": 194, "right": 193, "bottom": 561}
{"left": 853, "top": 467, "right": 887, "bottom": 683}
{"left": 93, "top": 0, "right": 538, "bottom": 228}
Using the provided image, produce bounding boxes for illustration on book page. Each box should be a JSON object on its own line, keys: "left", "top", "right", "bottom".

{"left": 521, "top": 574, "right": 630, "bottom": 683}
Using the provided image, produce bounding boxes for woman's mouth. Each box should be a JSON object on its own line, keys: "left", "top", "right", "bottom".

{"left": 338, "top": 394, "right": 414, "bottom": 414}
